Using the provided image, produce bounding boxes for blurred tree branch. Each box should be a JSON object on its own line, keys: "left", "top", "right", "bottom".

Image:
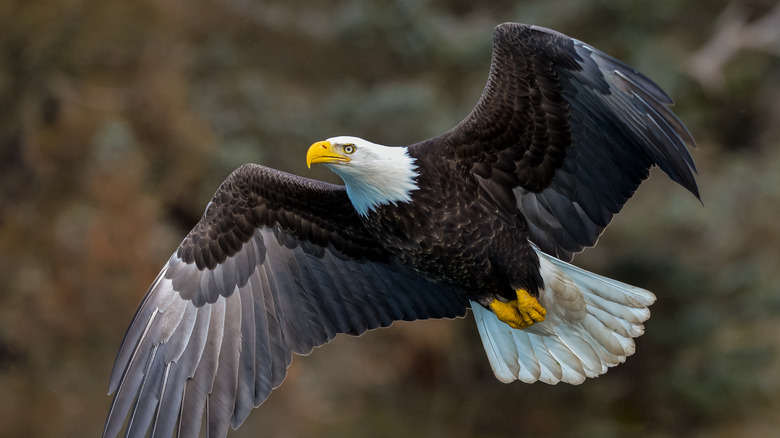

{"left": 687, "top": 0, "right": 780, "bottom": 90}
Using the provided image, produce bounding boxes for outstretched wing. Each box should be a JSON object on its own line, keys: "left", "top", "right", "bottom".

{"left": 414, "top": 23, "right": 699, "bottom": 261}
{"left": 104, "top": 164, "right": 468, "bottom": 438}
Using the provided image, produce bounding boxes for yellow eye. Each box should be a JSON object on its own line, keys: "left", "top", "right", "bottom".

{"left": 343, "top": 144, "right": 356, "bottom": 154}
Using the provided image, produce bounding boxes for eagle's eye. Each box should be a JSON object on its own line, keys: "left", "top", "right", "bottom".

{"left": 343, "top": 144, "right": 356, "bottom": 154}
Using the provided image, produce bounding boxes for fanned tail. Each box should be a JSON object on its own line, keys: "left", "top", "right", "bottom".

{"left": 473, "top": 248, "right": 655, "bottom": 384}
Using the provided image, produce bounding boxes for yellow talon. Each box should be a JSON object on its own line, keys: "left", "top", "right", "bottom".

{"left": 489, "top": 289, "right": 546, "bottom": 329}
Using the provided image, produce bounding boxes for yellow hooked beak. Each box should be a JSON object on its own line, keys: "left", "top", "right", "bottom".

{"left": 306, "top": 140, "right": 350, "bottom": 168}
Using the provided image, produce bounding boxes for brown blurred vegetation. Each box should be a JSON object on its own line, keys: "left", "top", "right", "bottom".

{"left": 1, "top": 0, "right": 779, "bottom": 436}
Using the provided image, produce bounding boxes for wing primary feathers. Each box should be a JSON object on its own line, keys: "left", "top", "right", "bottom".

{"left": 104, "top": 309, "right": 161, "bottom": 438}
{"left": 207, "top": 293, "right": 242, "bottom": 437}
{"left": 109, "top": 270, "right": 174, "bottom": 395}
{"left": 177, "top": 302, "right": 219, "bottom": 438}
{"left": 252, "top": 265, "right": 290, "bottom": 395}
{"left": 125, "top": 344, "right": 163, "bottom": 436}
{"left": 152, "top": 304, "right": 210, "bottom": 438}
{"left": 149, "top": 363, "right": 172, "bottom": 438}
{"left": 231, "top": 279, "right": 257, "bottom": 429}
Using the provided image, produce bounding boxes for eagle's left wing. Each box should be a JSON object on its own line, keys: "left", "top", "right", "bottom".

{"left": 414, "top": 23, "right": 698, "bottom": 261}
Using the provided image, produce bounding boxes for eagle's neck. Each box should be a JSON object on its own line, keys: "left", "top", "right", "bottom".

{"left": 329, "top": 146, "right": 419, "bottom": 216}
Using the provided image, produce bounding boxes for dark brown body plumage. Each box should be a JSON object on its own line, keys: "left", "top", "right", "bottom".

{"left": 362, "top": 148, "right": 543, "bottom": 305}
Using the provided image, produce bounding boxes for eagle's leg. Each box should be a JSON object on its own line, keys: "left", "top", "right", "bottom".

{"left": 488, "top": 289, "right": 546, "bottom": 330}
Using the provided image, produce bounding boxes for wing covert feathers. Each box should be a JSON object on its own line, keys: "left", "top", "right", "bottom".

{"left": 473, "top": 247, "right": 655, "bottom": 385}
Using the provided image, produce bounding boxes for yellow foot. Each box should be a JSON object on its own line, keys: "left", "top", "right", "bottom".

{"left": 489, "top": 289, "right": 546, "bottom": 330}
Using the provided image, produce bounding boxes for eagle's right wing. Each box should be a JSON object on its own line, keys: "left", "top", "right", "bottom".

{"left": 104, "top": 164, "right": 467, "bottom": 438}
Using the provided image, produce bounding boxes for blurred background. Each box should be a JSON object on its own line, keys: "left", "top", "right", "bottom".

{"left": 1, "top": 0, "right": 779, "bottom": 436}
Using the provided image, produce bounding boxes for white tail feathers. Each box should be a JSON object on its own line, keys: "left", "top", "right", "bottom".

{"left": 473, "top": 248, "right": 656, "bottom": 385}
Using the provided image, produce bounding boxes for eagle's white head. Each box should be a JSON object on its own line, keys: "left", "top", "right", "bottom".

{"left": 306, "top": 136, "right": 419, "bottom": 216}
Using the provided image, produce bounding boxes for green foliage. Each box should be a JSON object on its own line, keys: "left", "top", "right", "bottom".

{"left": 1, "top": 0, "right": 778, "bottom": 436}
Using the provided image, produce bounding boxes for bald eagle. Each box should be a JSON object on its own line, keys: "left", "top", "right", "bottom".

{"left": 104, "top": 23, "right": 698, "bottom": 437}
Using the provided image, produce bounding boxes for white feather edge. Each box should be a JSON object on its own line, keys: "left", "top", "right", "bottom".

{"left": 473, "top": 248, "right": 656, "bottom": 385}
